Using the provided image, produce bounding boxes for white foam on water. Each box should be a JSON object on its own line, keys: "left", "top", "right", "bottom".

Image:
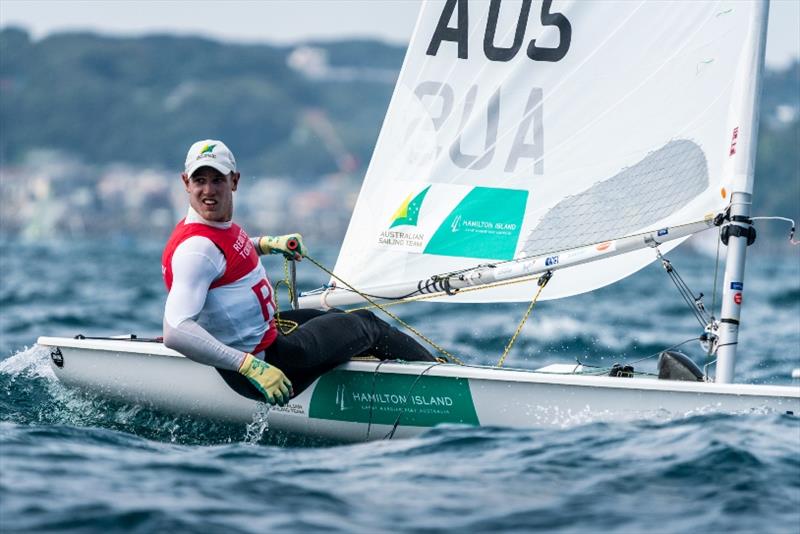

{"left": 523, "top": 403, "right": 674, "bottom": 429}
{"left": 244, "top": 405, "right": 271, "bottom": 444}
{"left": 112, "top": 404, "right": 144, "bottom": 425}
{"left": 0, "top": 345, "right": 55, "bottom": 380}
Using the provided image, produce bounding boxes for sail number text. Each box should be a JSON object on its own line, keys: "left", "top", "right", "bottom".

{"left": 427, "top": 0, "right": 572, "bottom": 62}
{"left": 414, "top": 82, "right": 544, "bottom": 175}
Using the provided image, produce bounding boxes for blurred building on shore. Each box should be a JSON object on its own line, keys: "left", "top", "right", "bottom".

{"left": 1, "top": 152, "right": 359, "bottom": 246}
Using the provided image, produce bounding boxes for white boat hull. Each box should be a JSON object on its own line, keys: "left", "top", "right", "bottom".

{"left": 37, "top": 337, "right": 800, "bottom": 442}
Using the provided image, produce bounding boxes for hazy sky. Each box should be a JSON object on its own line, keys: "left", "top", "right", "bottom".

{"left": 2, "top": 0, "right": 798, "bottom": 67}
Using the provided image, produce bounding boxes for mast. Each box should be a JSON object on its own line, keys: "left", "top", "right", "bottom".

{"left": 715, "top": 1, "right": 770, "bottom": 384}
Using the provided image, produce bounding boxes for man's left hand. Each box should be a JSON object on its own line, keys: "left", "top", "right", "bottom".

{"left": 258, "top": 234, "right": 305, "bottom": 260}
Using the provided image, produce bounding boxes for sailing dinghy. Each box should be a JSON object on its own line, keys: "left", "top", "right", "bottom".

{"left": 38, "top": 0, "right": 799, "bottom": 441}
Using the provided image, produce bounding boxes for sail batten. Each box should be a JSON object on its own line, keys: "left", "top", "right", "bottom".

{"left": 326, "top": 0, "right": 764, "bottom": 305}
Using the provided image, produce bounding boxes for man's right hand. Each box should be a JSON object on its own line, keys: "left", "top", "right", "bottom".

{"left": 238, "top": 353, "right": 293, "bottom": 406}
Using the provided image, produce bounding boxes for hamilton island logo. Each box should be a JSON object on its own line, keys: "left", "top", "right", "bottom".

{"left": 336, "top": 382, "right": 457, "bottom": 414}
{"left": 335, "top": 384, "right": 351, "bottom": 411}
{"left": 423, "top": 186, "right": 528, "bottom": 260}
{"left": 309, "top": 370, "right": 480, "bottom": 426}
{"left": 389, "top": 185, "right": 431, "bottom": 228}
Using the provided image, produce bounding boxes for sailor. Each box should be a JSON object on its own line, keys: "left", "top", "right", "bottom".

{"left": 162, "top": 140, "right": 436, "bottom": 406}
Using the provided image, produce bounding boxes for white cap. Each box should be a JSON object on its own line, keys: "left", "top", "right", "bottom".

{"left": 184, "top": 140, "right": 237, "bottom": 177}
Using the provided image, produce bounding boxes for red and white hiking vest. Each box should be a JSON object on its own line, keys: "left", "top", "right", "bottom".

{"left": 162, "top": 219, "right": 278, "bottom": 353}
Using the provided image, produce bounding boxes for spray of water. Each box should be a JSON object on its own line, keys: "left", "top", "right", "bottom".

{"left": 0, "top": 345, "right": 254, "bottom": 445}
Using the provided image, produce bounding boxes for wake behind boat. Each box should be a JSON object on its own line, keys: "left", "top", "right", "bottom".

{"left": 38, "top": 0, "right": 800, "bottom": 441}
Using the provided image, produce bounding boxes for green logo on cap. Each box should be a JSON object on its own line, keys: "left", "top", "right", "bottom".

{"left": 199, "top": 144, "right": 216, "bottom": 154}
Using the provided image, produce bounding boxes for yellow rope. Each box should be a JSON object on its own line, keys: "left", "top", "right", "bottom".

{"left": 275, "top": 318, "right": 299, "bottom": 335}
{"left": 495, "top": 273, "right": 550, "bottom": 367}
{"left": 272, "top": 257, "right": 299, "bottom": 335}
{"left": 282, "top": 256, "right": 295, "bottom": 305}
{"left": 346, "top": 272, "right": 552, "bottom": 367}
{"left": 302, "top": 255, "right": 553, "bottom": 368}
{"left": 304, "top": 255, "right": 465, "bottom": 364}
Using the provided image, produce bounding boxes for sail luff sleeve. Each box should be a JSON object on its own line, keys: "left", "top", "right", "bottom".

{"left": 729, "top": 0, "right": 769, "bottom": 197}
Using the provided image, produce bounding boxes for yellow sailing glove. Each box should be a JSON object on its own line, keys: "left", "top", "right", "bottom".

{"left": 257, "top": 234, "right": 305, "bottom": 260}
{"left": 238, "top": 353, "right": 293, "bottom": 406}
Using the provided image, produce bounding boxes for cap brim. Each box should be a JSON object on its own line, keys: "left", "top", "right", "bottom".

{"left": 186, "top": 160, "right": 234, "bottom": 178}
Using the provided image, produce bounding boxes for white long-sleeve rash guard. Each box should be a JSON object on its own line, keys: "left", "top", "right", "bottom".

{"left": 162, "top": 210, "right": 263, "bottom": 372}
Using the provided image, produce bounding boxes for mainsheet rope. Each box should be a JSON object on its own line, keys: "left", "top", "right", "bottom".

{"left": 292, "top": 254, "right": 552, "bottom": 368}
{"left": 288, "top": 254, "right": 706, "bottom": 379}
{"left": 272, "top": 259, "right": 299, "bottom": 335}
{"left": 269, "top": 214, "right": 795, "bottom": 384}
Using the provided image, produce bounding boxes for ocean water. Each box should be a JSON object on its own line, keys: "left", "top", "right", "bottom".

{"left": 1, "top": 239, "right": 799, "bottom": 533}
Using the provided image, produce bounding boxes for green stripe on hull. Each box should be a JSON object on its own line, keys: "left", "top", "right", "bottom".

{"left": 309, "top": 370, "right": 479, "bottom": 427}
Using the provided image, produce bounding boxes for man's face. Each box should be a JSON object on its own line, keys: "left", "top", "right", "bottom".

{"left": 181, "top": 166, "right": 240, "bottom": 222}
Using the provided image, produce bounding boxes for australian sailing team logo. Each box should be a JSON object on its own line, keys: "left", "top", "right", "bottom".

{"left": 379, "top": 185, "right": 431, "bottom": 250}
{"left": 195, "top": 143, "right": 218, "bottom": 162}
{"left": 389, "top": 185, "right": 431, "bottom": 228}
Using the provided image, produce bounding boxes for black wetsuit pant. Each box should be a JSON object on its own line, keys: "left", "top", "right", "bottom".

{"left": 261, "top": 309, "right": 436, "bottom": 393}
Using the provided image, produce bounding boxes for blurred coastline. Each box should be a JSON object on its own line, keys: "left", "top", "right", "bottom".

{"left": 0, "top": 153, "right": 360, "bottom": 243}
{"left": 0, "top": 28, "right": 798, "bottom": 247}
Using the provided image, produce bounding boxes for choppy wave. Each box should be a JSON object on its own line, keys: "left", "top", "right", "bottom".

{"left": 1, "top": 241, "right": 799, "bottom": 532}
{"left": 2, "top": 405, "right": 798, "bottom": 532}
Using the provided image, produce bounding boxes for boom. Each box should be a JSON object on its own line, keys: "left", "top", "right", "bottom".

{"left": 299, "top": 218, "right": 716, "bottom": 309}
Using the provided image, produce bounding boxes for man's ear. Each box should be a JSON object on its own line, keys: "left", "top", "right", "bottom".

{"left": 230, "top": 172, "right": 241, "bottom": 192}
{"left": 181, "top": 172, "right": 190, "bottom": 192}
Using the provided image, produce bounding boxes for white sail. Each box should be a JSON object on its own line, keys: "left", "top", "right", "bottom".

{"left": 330, "top": 0, "right": 764, "bottom": 304}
